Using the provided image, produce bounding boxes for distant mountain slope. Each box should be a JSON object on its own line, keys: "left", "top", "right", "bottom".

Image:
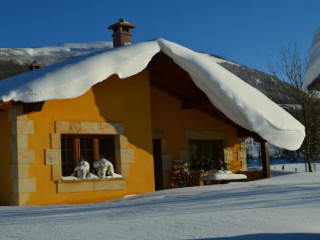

{"left": 0, "top": 42, "right": 113, "bottom": 80}
{"left": 219, "top": 61, "right": 289, "bottom": 103}
{"left": 0, "top": 41, "right": 285, "bottom": 103}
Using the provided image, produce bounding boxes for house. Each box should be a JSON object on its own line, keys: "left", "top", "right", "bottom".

{"left": 0, "top": 19, "right": 305, "bottom": 206}
{"left": 304, "top": 27, "right": 320, "bottom": 90}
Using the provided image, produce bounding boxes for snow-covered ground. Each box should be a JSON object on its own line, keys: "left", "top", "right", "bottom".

{"left": 248, "top": 162, "right": 320, "bottom": 174}
{"left": 0, "top": 172, "right": 319, "bottom": 240}
{"left": 271, "top": 163, "right": 319, "bottom": 173}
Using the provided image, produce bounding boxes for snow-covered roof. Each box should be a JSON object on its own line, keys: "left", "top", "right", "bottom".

{"left": 0, "top": 38, "right": 305, "bottom": 150}
{"left": 304, "top": 27, "right": 320, "bottom": 89}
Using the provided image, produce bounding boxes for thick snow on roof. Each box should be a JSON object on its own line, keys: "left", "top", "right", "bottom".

{"left": 0, "top": 39, "right": 305, "bottom": 150}
{"left": 304, "top": 27, "right": 320, "bottom": 88}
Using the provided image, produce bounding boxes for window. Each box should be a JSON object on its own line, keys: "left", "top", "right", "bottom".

{"left": 189, "top": 140, "right": 224, "bottom": 171}
{"left": 61, "top": 135, "right": 115, "bottom": 176}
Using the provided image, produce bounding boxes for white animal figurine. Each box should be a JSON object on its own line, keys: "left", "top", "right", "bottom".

{"left": 74, "top": 160, "right": 90, "bottom": 179}
{"left": 93, "top": 158, "right": 114, "bottom": 178}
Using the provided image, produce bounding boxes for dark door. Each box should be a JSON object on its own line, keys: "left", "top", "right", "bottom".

{"left": 153, "top": 139, "right": 163, "bottom": 190}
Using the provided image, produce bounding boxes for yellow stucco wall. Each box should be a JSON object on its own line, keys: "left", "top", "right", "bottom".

{"left": 2, "top": 68, "right": 246, "bottom": 206}
{"left": 26, "top": 71, "right": 155, "bottom": 205}
{"left": 0, "top": 111, "right": 12, "bottom": 205}
{"left": 150, "top": 87, "right": 242, "bottom": 171}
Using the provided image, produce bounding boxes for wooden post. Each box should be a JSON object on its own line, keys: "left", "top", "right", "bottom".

{"left": 261, "top": 141, "right": 271, "bottom": 178}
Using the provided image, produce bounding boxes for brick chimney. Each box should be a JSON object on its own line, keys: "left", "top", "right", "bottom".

{"left": 29, "top": 61, "right": 43, "bottom": 71}
{"left": 108, "top": 18, "right": 136, "bottom": 47}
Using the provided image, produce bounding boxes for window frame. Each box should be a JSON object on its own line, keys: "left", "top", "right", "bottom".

{"left": 61, "top": 134, "right": 115, "bottom": 176}
{"left": 189, "top": 139, "right": 224, "bottom": 159}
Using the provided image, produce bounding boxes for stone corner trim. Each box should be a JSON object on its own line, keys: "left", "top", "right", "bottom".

{"left": 8, "top": 106, "right": 35, "bottom": 206}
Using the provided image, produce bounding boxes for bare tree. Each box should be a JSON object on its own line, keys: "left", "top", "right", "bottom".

{"left": 268, "top": 43, "right": 320, "bottom": 172}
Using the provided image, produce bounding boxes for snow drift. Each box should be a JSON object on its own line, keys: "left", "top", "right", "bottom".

{"left": 1, "top": 171, "right": 320, "bottom": 239}
{"left": 0, "top": 38, "right": 305, "bottom": 150}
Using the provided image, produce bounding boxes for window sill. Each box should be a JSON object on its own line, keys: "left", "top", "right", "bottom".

{"left": 56, "top": 178, "right": 126, "bottom": 193}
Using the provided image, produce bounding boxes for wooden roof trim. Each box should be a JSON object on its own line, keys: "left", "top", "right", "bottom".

{"left": 181, "top": 96, "right": 211, "bottom": 109}
{"left": 0, "top": 100, "right": 44, "bottom": 114}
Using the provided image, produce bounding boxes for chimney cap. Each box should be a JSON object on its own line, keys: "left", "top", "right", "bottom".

{"left": 108, "top": 18, "right": 136, "bottom": 31}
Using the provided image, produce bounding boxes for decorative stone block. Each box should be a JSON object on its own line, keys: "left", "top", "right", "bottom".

{"left": 238, "top": 151, "right": 246, "bottom": 161}
{"left": 57, "top": 181, "right": 94, "bottom": 193}
{"left": 161, "top": 154, "right": 173, "bottom": 171}
{"left": 121, "top": 163, "right": 130, "bottom": 178}
{"left": 9, "top": 193, "right": 29, "bottom": 206}
{"left": 52, "top": 165, "right": 62, "bottom": 181}
{"left": 11, "top": 149, "right": 34, "bottom": 164}
{"left": 8, "top": 106, "right": 26, "bottom": 122}
{"left": 9, "top": 163, "right": 29, "bottom": 179}
{"left": 162, "top": 170, "right": 172, "bottom": 189}
{"left": 115, "top": 134, "right": 128, "bottom": 150}
{"left": 9, "top": 135, "right": 28, "bottom": 150}
{"left": 55, "top": 121, "right": 123, "bottom": 135}
{"left": 120, "top": 149, "right": 134, "bottom": 164}
{"left": 115, "top": 149, "right": 121, "bottom": 173}
{"left": 45, "top": 149, "right": 61, "bottom": 165}
{"left": 224, "top": 149, "right": 233, "bottom": 162}
{"left": 120, "top": 135, "right": 128, "bottom": 149}
{"left": 12, "top": 119, "right": 34, "bottom": 135}
{"left": 94, "top": 180, "right": 126, "bottom": 191}
{"left": 13, "top": 178, "right": 35, "bottom": 193}
{"left": 57, "top": 179, "right": 126, "bottom": 193}
{"left": 241, "top": 161, "right": 248, "bottom": 171}
{"left": 50, "top": 133, "right": 61, "bottom": 149}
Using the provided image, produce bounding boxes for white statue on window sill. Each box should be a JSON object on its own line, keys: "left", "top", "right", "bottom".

{"left": 93, "top": 158, "right": 115, "bottom": 179}
{"left": 73, "top": 160, "right": 90, "bottom": 179}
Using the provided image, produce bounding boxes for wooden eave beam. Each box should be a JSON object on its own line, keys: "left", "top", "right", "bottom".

{"left": 198, "top": 105, "right": 236, "bottom": 126}
{"left": 150, "top": 74, "right": 192, "bottom": 99}
{"left": 181, "top": 96, "right": 211, "bottom": 109}
{"left": 0, "top": 101, "right": 20, "bottom": 111}
{"left": 23, "top": 102, "right": 44, "bottom": 114}
{"left": 151, "top": 67, "right": 198, "bottom": 94}
{"left": 0, "top": 100, "right": 44, "bottom": 114}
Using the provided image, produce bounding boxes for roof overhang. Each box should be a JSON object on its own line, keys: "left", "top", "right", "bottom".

{"left": 0, "top": 38, "right": 305, "bottom": 150}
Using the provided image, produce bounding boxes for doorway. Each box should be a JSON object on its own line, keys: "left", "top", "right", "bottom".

{"left": 152, "top": 139, "right": 163, "bottom": 190}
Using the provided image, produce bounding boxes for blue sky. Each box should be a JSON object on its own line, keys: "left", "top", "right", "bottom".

{"left": 1, "top": 0, "right": 319, "bottom": 73}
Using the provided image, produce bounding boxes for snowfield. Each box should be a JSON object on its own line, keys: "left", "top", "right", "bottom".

{"left": 271, "top": 163, "right": 320, "bottom": 173}
{"left": 0, "top": 172, "right": 319, "bottom": 240}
